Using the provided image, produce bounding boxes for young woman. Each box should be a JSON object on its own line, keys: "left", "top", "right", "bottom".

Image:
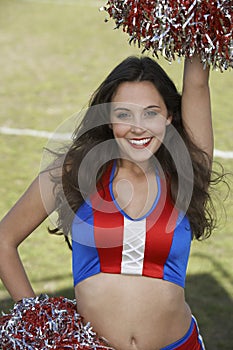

{"left": 0, "top": 54, "right": 215, "bottom": 349}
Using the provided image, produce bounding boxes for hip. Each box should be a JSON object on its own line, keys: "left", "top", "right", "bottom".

{"left": 160, "top": 315, "right": 205, "bottom": 350}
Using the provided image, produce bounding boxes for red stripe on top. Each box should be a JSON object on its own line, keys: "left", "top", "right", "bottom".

{"left": 143, "top": 178, "right": 179, "bottom": 278}
{"left": 91, "top": 164, "right": 124, "bottom": 273}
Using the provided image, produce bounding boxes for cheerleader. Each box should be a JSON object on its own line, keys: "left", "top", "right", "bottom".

{"left": 0, "top": 53, "right": 216, "bottom": 349}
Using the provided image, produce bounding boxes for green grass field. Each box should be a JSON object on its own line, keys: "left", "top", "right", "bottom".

{"left": 0, "top": 1, "right": 232, "bottom": 349}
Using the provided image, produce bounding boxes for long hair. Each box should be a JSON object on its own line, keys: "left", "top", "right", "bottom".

{"left": 48, "top": 56, "right": 224, "bottom": 243}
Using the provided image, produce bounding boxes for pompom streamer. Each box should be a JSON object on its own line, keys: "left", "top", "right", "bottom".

{"left": 102, "top": 0, "right": 233, "bottom": 70}
{"left": 0, "top": 294, "right": 113, "bottom": 349}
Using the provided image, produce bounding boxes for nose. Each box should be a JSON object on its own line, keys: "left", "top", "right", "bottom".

{"left": 130, "top": 115, "right": 146, "bottom": 133}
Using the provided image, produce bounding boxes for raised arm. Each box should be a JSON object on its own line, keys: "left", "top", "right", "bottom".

{"left": 0, "top": 171, "right": 56, "bottom": 301}
{"left": 182, "top": 54, "right": 213, "bottom": 160}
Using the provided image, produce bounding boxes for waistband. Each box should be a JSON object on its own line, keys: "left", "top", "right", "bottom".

{"left": 160, "top": 315, "right": 205, "bottom": 350}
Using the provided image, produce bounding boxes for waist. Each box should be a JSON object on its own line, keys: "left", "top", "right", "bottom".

{"left": 75, "top": 274, "right": 192, "bottom": 350}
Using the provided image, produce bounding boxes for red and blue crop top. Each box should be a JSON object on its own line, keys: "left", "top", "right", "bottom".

{"left": 72, "top": 161, "right": 192, "bottom": 288}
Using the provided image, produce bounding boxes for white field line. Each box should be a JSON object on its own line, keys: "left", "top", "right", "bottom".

{"left": 1, "top": 126, "right": 233, "bottom": 159}
{"left": 0, "top": 126, "right": 71, "bottom": 141}
{"left": 19, "top": 0, "right": 102, "bottom": 6}
{"left": 213, "top": 149, "right": 233, "bottom": 159}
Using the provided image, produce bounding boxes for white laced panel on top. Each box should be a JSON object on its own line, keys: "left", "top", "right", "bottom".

{"left": 121, "top": 217, "right": 147, "bottom": 275}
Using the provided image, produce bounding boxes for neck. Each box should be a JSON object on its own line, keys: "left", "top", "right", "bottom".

{"left": 116, "top": 159, "right": 155, "bottom": 176}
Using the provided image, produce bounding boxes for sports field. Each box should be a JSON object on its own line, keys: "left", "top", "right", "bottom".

{"left": 0, "top": 1, "right": 232, "bottom": 349}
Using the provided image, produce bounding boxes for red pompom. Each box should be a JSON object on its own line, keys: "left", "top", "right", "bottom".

{"left": 103, "top": 0, "right": 233, "bottom": 70}
{"left": 0, "top": 295, "right": 112, "bottom": 349}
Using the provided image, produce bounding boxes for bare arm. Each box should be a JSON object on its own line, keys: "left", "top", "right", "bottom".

{"left": 0, "top": 171, "right": 56, "bottom": 301}
{"left": 182, "top": 54, "right": 213, "bottom": 160}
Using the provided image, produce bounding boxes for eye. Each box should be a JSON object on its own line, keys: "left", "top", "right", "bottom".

{"left": 144, "top": 110, "right": 159, "bottom": 118}
{"left": 116, "top": 112, "right": 131, "bottom": 119}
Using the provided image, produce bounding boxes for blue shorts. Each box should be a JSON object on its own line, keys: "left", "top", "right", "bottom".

{"left": 161, "top": 316, "right": 205, "bottom": 350}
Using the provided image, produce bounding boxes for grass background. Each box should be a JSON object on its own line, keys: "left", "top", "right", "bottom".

{"left": 0, "top": 1, "right": 232, "bottom": 349}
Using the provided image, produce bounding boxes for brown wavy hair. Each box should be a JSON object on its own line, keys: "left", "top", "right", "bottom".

{"left": 47, "top": 56, "right": 225, "bottom": 246}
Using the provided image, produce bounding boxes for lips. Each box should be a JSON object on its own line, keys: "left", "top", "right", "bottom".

{"left": 128, "top": 137, "right": 152, "bottom": 147}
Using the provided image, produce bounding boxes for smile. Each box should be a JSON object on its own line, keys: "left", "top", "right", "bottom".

{"left": 128, "top": 137, "right": 152, "bottom": 146}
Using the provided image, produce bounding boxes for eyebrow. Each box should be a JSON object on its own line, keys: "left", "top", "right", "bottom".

{"left": 145, "top": 105, "right": 161, "bottom": 109}
{"left": 113, "top": 107, "right": 131, "bottom": 112}
{"left": 113, "top": 105, "right": 161, "bottom": 111}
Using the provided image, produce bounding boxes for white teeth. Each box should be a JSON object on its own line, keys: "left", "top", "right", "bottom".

{"left": 128, "top": 138, "right": 151, "bottom": 145}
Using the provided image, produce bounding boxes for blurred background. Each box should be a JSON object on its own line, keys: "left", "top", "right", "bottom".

{"left": 0, "top": 1, "right": 232, "bottom": 349}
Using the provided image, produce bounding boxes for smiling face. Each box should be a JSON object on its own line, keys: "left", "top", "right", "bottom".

{"left": 110, "top": 81, "right": 172, "bottom": 168}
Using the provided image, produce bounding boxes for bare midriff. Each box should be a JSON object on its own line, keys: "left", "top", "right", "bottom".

{"left": 75, "top": 273, "right": 192, "bottom": 350}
